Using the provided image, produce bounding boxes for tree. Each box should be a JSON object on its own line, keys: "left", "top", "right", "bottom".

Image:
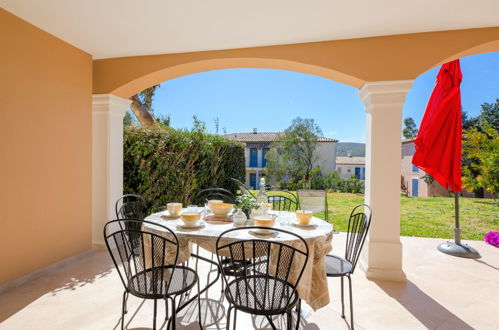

{"left": 461, "top": 100, "right": 499, "bottom": 197}
{"left": 266, "top": 117, "right": 323, "bottom": 186}
{"left": 265, "top": 148, "right": 289, "bottom": 184}
{"left": 402, "top": 117, "right": 419, "bottom": 139}
{"left": 462, "top": 124, "right": 499, "bottom": 197}
{"left": 123, "top": 111, "right": 135, "bottom": 126}
{"left": 156, "top": 114, "right": 171, "bottom": 129}
{"left": 477, "top": 99, "right": 499, "bottom": 130}
{"left": 129, "top": 85, "right": 160, "bottom": 128}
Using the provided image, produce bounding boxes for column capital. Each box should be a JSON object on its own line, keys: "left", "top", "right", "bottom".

{"left": 359, "top": 80, "right": 414, "bottom": 110}
{"left": 92, "top": 94, "right": 131, "bottom": 117}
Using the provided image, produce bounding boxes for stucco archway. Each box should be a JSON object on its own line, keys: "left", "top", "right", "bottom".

{"left": 91, "top": 30, "right": 499, "bottom": 282}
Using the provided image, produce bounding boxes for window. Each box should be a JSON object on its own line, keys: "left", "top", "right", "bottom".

{"left": 249, "top": 173, "right": 257, "bottom": 189}
{"left": 262, "top": 148, "right": 270, "bottom": 167}
{"left": 355, "top": 167, "right": 361, "bottom": 179}
{"left": 338, "top": 167, "right": 342, "bottom": 173}
{"left": 412, "top": 165, "right": 419, "bottom": 173}
{"left": 412, "top": 178, "right": 419, "bottom": 197}
{"left": 347, "top": 169, "right": 351, "bottom": 173}
{"left": 249, "top": 148, "right": 258, "bottom": 167}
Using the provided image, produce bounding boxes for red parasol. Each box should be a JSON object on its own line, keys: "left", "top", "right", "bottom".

{"left": 413, "top": 59, "right": 462, "bottom": 193}
{"left": 413, "top": 59, "right": 480, "bottom": 258}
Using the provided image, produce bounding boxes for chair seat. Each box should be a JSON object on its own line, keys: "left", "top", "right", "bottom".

{"left": 325, "top": 254, "right": 353, "bottom": 276}
{"left": 220, "top": 257, "right": 252, "bottom": 276}
{"left": 128, "top": 265, "right": 197, "bottom": 299}
{"left": 225, "top": 275, "right": 298, "bottom": 315}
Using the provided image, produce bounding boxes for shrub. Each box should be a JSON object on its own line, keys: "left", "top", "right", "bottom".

{"left": 124, "top": 126, "right": 245, "bottom": 211}
{"left": 274, "top": 166, "right": 365, "bottom": 194}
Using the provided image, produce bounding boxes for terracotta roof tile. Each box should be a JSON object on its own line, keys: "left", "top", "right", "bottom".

{"left": 222, "top": 132, "right": 338, "bottom": 143}
{"left": 336, "top": 156, "right": 365, "bottom": 165}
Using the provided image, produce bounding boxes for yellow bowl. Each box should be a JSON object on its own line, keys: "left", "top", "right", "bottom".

{"left": 208, "top": 203, "right": 234, "bottom": 216}
{"left": 295, "top": 210, "right": 313, "bottom": 225}
{"left": 253, "top": 216, "right": 275, "bottom": 227}
{"left": 180, "top": 212, "right": 201, "bottom": 226}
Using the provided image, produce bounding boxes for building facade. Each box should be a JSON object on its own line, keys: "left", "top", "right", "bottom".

{"left": 401, "top": 139, "right": 452, "bottom": 197}
{"left": 223, "top": 130, "right": 337, "bottom": 189}
{"left": 335, "top": 140, "right": 450, "bottom": 197}
{"left": 336, "top": 155, "right": 366, "bottom": 180}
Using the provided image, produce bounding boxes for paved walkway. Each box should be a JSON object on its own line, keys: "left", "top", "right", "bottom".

{"left": 1, "top": 234, "right": 497, "bottom": 329}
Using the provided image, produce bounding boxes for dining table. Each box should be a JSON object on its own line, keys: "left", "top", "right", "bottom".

{"left": 143, "top": 209, "right": 334, "bottom": 311}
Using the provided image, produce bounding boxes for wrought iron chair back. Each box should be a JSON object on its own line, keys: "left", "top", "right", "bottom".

{"left": 297, "top": 189, "right": 329, "bottom": 220}
{"left": 216, "top": 227, "right": 309, "bottom": 315}
{"left": 267, "top": 191, "right": 298, "bottom": 211}
{"left": 195, "top": 187, "right": 235, "bottom": 204}
{"left": 344, "top": 204, "right": 372, "bottom": 271}
{"left": 231, "top": 177, "right": 256, "bottom": 198}
{"left": 115, "top": 194, "right": 148, "bottom": 220}
{"left": 103, "top": 219, "right": 180, "bottom": 298}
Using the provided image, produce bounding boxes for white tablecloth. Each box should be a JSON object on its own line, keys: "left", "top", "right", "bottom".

{"left": 144, "top": 210, "right": 333, "bottom": 310}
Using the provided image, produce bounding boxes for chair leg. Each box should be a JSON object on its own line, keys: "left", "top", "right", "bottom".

{"left": 121, "top": 291, "right": 127, "bottom": 330}
{"left": 341, "top": 277, "right": 345, "bottom": 318}
{"left": 295, "top": 299, "right": 301, "bottom": 330}
{"left": 267, "top": 315, "right": 277, "bottom": 330}
{"left": 226, "top": 305, "right": 232, "bottom": 330}
{"left": 123, "top": 291, "right": 129, "bottom": 314}
{"left": 287, "top": 311, "right": 293, "bottom": 330}
{"left": 232, "top": 309, "right": 237, "bottom": 330}
{"left": 348, "top": 275, "right": 354, "bottom": 330}
{"left": 197, "top": 279, "right": 203, "bottom": 329}
{"left": 153, "top": 299, "right": 157, "bottom": 330}
{"left": 172, "top": 298, "right": 177, "bottom": 330}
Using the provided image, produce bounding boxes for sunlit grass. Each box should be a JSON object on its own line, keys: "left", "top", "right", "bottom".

{"left": 258, "top": 190, "right": 499, "bottom": 240}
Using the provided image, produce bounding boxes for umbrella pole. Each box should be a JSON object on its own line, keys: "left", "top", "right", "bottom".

{"left": 454, "top": 194, "right": 461, "bottom": 245}
{"left": 437, "top": 192, "right": 480, "bottom": 259}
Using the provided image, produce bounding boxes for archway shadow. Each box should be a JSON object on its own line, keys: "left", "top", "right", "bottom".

{"left": 0, "top": 251, "right": 114, "bottom": 323}
{"left": 373, "top": 279, "right": 473, "bottom": 330}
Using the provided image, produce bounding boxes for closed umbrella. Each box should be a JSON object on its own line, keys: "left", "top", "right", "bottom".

{"left": 413, "top": 59, "right": 480, "bottom": 258}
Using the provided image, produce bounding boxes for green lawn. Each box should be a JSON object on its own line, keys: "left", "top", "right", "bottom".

{"left": 265, "top": 191, "right": 498, "bottom": 240}
{"left": 325, "top": 193, "right": 498, "bottom": 240}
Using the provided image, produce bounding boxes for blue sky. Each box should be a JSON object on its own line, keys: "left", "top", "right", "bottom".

{"left": 151, "top": 52, "right": 499, "bottom": 143}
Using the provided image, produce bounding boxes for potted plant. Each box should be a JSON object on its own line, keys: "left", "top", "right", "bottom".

{"left": 235, "top": 194, "right": 259, "bottom": 218}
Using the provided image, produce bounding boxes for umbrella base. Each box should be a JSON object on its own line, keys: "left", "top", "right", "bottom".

{"left": 437, "top": 241, "right": 481, "bottom": 259}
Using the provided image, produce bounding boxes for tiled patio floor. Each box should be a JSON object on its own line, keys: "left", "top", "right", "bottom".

{"left": 1, "top": 233, "right": 497, "bottom": 330}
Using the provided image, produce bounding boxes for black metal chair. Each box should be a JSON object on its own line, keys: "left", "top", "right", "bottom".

{"left": 115, "top": 194, "right": 148, "bottom": 220}
{"left": 231, "top": 177, "right": 256, "bottom": 198}
{"left": 195, "top": 187, "right": 235, "bottom": 204}
{"left": 267, "top": 191, "right": 298, "bottom": 211}
{"left": 216, "top": 227, "right": 309, "bottom": 330}
{"left": 103, "top": 219, "right": 200, "bottom": 330}
{"left": 297, "top": 189, "right": 329, "bottom": 220}
{"left": 325, "top": 204, "right": 372, "bottom": 330}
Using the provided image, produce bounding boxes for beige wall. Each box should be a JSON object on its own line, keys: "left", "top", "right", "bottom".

{"left": 315, "top": 142, "right": 337, "bottom": 173}
{"left": 93, "top": 27, "right": 499, "bottom": 98}
{"left": 0, "top": 9, "right": 92, "bottom": 284}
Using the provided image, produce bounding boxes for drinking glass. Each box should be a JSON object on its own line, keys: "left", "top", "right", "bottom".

{"left": 279, "top": 211, "right": 290, "bottom": 226}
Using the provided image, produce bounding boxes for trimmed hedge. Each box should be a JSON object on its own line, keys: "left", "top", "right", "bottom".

{"left": 124, "top": 126, "right": 245, "bottom": 211}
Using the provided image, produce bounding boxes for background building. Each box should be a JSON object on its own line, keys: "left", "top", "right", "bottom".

{"left": 400, "top": 140, "right": 449, "bottom": 197}
{"left": 336, "top": 154, "right": 366, "bottom": 180}
{"left": 223, "top": 129, "right": 337, "bottom": 189}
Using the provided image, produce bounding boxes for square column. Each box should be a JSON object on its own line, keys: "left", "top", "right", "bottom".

{"left": 359, "top": 80, "right": 413, "bottom": 282}
{"left": 92, "top": 94, "right": 131, "bottom": 248}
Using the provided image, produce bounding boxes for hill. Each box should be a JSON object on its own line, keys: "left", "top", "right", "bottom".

{"left": 336, "top": 142, "right": 365, "bottom": 157}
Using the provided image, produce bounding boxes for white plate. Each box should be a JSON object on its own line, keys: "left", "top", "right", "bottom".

{"left": 292, "top": 222, "right": 317, "bottom": 229}
{"left": 249, "top": 229, "right": 278, "bottom": 237}
{"left": 161, "top": 215, "right": 180, "bottom": 220}
{"left": 177, "top": 223, "right": 205, "bottom": 230}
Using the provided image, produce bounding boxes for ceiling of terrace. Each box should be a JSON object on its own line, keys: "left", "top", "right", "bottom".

{"left": 1, "top": 0, "right": 498, "bottom": 59}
